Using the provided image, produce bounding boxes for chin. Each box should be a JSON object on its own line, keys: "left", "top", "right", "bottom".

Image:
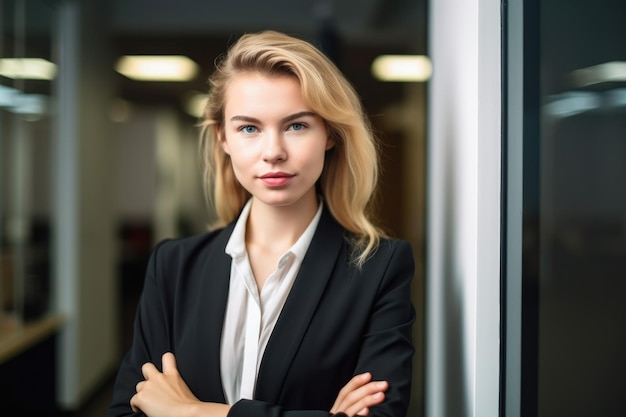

{"left": 260, "top": 197, "right": 297, "bottom": 207}
{"left": 252, "top": 186, "right": 317, "bottom": 209}
{"left": 255, "top": 193, "right": 305, "bottom": 208}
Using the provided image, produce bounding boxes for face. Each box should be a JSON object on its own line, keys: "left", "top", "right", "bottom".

{"left": 220, "top": 72, "right": 333, "bottom": 210}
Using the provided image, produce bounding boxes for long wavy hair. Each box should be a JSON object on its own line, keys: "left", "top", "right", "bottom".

{"left": 200, "top": 30, "right": 386, "bottom": 266}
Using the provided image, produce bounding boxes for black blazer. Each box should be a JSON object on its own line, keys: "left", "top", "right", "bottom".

{"left": 108, "top": 208, "right": 416, "bottom": 417}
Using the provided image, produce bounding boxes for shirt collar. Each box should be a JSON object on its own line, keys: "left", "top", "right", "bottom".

{"left": 225, "top": 198, "right": 323, "bottom": 263}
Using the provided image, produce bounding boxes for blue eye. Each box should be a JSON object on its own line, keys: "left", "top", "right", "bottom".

{"left": 290, "top": 122, "right": 306, "bottom": 131}
{"left": 240, "top": 125, "right": 257, "bottom": 134}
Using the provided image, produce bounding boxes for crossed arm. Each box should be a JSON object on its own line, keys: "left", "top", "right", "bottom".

{"left": 131, "top": 352, "right": 388, "bottom": 417}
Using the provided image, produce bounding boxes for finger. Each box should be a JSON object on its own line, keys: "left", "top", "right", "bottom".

{"left": 161, "top": 352, "right": 177, "bottom": 374}
{"left": 135, "top": 380, "right": 145, "bottom": 392}
{"left": 331, "top": 373, "right": 372, "bottom": 413}
{"left": 141, "top": 361, "right": 158, "bottom": 379}
{"left": 336, "top": 381, "right": 388, "bottom": 416}
{"left": 346, "top": 392, "right": 384, "bottom": 416}
{"left": 130, "top": 393, "right": 140, "bottom": 412}
{"left": 338, "top": 373, "right": 372, "bottom": 401}
{"left": 345, "top": 380, "right": 388, "bottom": 403}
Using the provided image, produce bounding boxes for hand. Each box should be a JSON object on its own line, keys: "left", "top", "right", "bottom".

{"left": 330, "top": 372, "right": 388, "bottom": 416}
{"left": 131, "top": 352, "right": 230, "bottom": 417}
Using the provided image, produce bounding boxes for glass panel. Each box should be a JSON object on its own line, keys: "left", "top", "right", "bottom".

{"left": 0, "top": 0, "right": 54, "bottom": 336}
{"left": 537, "top": 1, "right": 626, "bottom": 415}
{"left": 510, "top": 0, "right": 626, "bottom": 415}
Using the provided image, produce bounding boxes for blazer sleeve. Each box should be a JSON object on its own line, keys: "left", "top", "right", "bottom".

{"left": 107, "top": 239, "right": 174, "bottom": 417}
{"left": 352, "top": 240, "right": 416, "bottom": 417}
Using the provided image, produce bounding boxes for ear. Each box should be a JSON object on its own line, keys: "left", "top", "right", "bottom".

{"left": 217, "top": 125, "right": 230, "bottom": 155}
{"left": 324, "top": 123, "right": 336, "bottom": 151}
{"left": 325, "top": 136, "right": 335, "bottom": 151}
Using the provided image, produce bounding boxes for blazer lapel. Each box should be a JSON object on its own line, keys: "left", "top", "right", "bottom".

{"left": 254, "top": 208, "right": 344, "bottom": 400}
{"left": 195, "top": 224, "right": 235, "bottom": 402}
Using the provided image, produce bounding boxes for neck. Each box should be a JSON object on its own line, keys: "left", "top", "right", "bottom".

{"left": 246, "top": 194, "right": 319, "bottom": 251}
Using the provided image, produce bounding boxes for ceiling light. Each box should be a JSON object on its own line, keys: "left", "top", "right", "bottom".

{"left": 605, "top": 88, "right": 626, "bottom": 108}
{"left": 572, "top": 61, "right": 626, "bottom": 87}
{"left": 0, "top": 85, "right": 19, "bottom": 107}
{"left": 371, "top": 55, "right": 432, "bottom": 82}
{"left": 544, "top": 91, "right": 600, "bottom": 119}
{"left": 115, "top": 55, "right": 199, "bottom": 81}
{"left": 0, "top": 58, "right": 57, "bottom": 80}
{"left": 12, "top": 93, "right": 49, "bottom": 117}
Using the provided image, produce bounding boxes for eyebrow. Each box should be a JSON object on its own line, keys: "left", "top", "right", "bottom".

{"left": 229, "top": 111, "right": 318, "bottom": 124}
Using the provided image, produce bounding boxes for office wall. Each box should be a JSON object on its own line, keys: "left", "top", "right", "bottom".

{"left": 113, "top": 105, "right": 209, "bottom": 241}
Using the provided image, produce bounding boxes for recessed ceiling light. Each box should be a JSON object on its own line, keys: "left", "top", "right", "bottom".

{"left": 12, "top": 93, "right": 49, "bottom": 117}
{"left": 371, "top": 55, "right": 432, "bottom": 82}
{"left": 115, "top": 55, "right": 199, "bottom": 81}
{"left": 0, "top": 85, "right": 19, "bottom": 107}
{"left": 0, "top": 58, "right": 57, "bottom": 80}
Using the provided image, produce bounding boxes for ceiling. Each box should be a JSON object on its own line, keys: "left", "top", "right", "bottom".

{"left": 109, "top": 0, "right": 428, "bottom": 114}
{"left": 112, "top": 0, "right": 426, "bottom": 46}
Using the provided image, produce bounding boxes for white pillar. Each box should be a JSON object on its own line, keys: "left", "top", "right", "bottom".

{"left": 54, "top": 0, "right": 117, "bottom": 409}
{"left": 426, "top": 0, "right": 502, "bottom": 416}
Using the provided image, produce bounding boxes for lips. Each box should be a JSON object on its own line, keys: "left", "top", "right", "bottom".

{"left": 258, "top": 172, "right": 294, "bottom": 186}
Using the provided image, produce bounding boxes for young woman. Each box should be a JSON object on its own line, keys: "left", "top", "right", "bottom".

{"left": 107, "top": 30, "right": 415, "bottom": 417}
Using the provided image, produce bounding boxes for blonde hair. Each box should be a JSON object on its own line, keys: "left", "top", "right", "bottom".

{"left": 200, "top": 30, "right": 385, "bottom": 266}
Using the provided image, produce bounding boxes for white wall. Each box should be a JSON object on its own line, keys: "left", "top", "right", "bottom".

{"left": 113, "top": 106, "right": 209, "bottom": 242}
{"left": 426, "top": 1, "right": 501, "bottom": 416}
{"left": 114, "top": 108, "right": 158, "bottom": 222}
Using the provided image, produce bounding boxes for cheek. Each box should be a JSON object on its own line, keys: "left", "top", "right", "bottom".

{"left": 301, "top": 147, "right": 328, "bottom": 175}
{"left": 228, "top": 154, "right": 244, "bottom": 173}
{"left": 227, "top": 146, "right": 255, "bottom": 174}
{"left": 227, "top": 157, "right": 247, "bottom": 186}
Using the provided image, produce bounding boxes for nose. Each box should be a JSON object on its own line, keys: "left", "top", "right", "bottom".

{"left": 262, "top": 131, "right": 287, "bottom": 163}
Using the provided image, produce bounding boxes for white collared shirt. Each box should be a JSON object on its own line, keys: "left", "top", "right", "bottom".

{"left": 220, "top": 199, "right": 323, "bottom": 404}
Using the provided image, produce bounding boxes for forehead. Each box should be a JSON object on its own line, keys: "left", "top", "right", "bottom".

{"left": 226, "top": 71, "right": 300, "bottom": 94}
{"left": 223, "top": 72, "right": 308, "bottom": 115}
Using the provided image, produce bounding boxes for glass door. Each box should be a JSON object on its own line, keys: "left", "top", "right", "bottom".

{"left": 503, "top": 0, "right": 626, "bottom": 416}
{"left": 0, "top": 0, "right": 56, "bottom": 344}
